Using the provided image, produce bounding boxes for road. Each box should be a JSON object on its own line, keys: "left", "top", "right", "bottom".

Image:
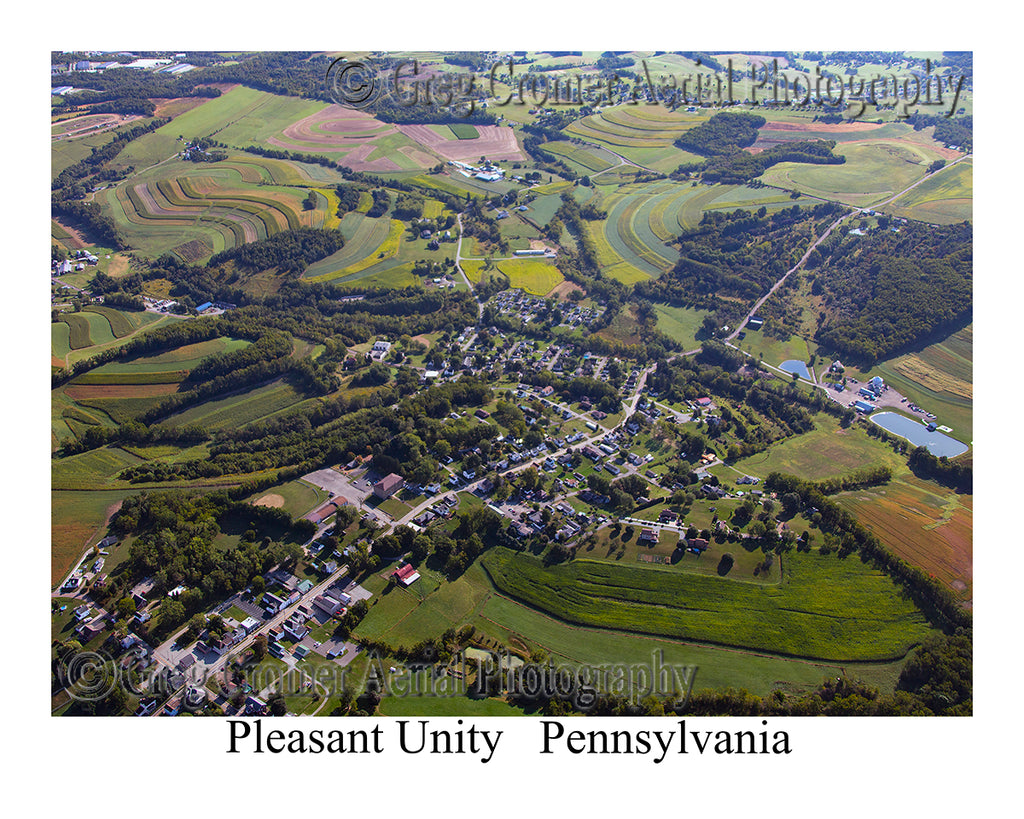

{"left": 725, "top": 152, "right": 973, "bottom": 344}
{"left": 454, "top": 213, "right": 483, "bottom": 321}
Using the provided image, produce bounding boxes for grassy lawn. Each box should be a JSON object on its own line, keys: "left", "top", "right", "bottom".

{"left": 655, "top": 304, "right": 709, "bottom": 349}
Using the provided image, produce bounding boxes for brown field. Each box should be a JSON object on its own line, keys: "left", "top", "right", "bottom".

{"left": 151, "top": 96, "right": 213, "bottom": 118}
{"left": 396, "top": 123, "right": 524, "bottom": 161}
{"left": 273, "top": 106, "right": 397, "bottom": 149}
{"left": 52, "top": 218, "right": 88, "bottom": 249}
{"left": 838, "top": 479, "right": 972, "bottom": 600}
{"left": 254, "top": 493, "right": 285, "bottom": 508}
{"left": 398, "top": 145, "right": 440, "bottom": 166}
{"left": 548, "top": 280, "right": 585, "bottom": 300}
{"left": 759, "top": 121, "right": 885, "bottom": 134}
{"left": 64, "top": 383, "right": 180, "bottom": 400}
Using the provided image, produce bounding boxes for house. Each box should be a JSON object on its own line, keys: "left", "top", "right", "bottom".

{"left": 392, "top": 563, "right": 421, "bottom": 586}
{"left": 746, "top": 317, "right": 764, "bottom": 330}
{"left": 508, "top": 521, "right": 532, "bottom": 539}
{"left": 373, "top": 473, "right": 405, "bottom": 500}
{"left": 639, "top": 528, "right": 659, "bottom": 543}
{"left": 369, "top": 339, "right": 392, "bottom": 361}
{"left": 239, "top": 616, "right": 261, "bottom": 635}
{"left": 296, "top": 579, "right": 314, "bottom": 595}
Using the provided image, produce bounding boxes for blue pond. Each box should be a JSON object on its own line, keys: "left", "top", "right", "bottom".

{"left": 779, "top": 359, "right": 812, "bottom": 380}
{"left": 869, "top": 412, "right": 968, "bottom": 458}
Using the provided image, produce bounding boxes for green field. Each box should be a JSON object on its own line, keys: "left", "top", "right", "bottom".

{"left": 731, "top": 412, "right": 907, "bottom": 482}
{"left": 885, "top": 159, "right": 972, "bottom": 223}
{"left": 481, "top": 546, "right": 934, "bottom": 662}
{"left": 448, "top": 123, "right": 480, "bottom": 140}
{"left": 161, "top": 378, "right": 307, "bottom": 430}
{"left": 88, "top": 337, "right": 251, "bottom": 375}
{"left": 112, "top": 87, "right": 326, "bottom": 172}
{"left": 53, "top": 311, "right": 181, "bottom": 368}
{"left": 654, "top": 305, "right": 709, "bottom": 349}
{"left": 760, "top": 139, "right": 947, "bottom": 207}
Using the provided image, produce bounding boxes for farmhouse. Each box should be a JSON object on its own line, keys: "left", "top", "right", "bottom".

{"left": 373, "top": 473, "right": 405, "bottom": 500}
{"left": 369, "top": 339, "right": 392, "bottom": 361}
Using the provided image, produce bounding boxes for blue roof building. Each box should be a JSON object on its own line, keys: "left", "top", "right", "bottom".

{"left": 196, "top": 301, "right": 213, "bottom": 313}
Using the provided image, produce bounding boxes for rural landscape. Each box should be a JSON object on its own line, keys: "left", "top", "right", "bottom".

{"left": 51, "top": 50, "right": 972, "bottom": 718}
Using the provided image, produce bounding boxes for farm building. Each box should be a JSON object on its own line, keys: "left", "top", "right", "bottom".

{"left": 859, "top": 387, "right": 876, "bottom": 400}
{"left": 373, "top": 473, "right": 405, "bottom": 500}
{"left": 393, "top": 563, "right": 421, "bottom": 586}
{"left": 746, "top": 316, "right": 764, "bottom": 330}
{"left": 869, "top": 376, "right": 885, "bottom": 391}
{"left": 853, "top": 400, "right": 875, "bottom": 414}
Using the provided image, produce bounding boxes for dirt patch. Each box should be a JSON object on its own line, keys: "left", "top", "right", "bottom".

{"left": 52, "top": 219, "right": 88, "bottom": 250}
{"left": 151, "top": 96, "right": 212, "bottom": 118}
{"left": 411, "top": 334, "right": 433, "bottom": 350}
{"left": 547, "top": 279, "right": 584, "bottom": 300}
{"left": 254, "top": 493, "right": 286, "bottom": 508}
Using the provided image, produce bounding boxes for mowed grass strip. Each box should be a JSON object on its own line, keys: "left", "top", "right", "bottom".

{"left": 480, "top": 547, "right": 934, "bottom": 661}
{"left": 448, "top": 123, "right": 480, "bottom": 140}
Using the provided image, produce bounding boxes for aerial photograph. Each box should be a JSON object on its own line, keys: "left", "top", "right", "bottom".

{"left": 49, "top": 50, "right": 973, "bottom": 720}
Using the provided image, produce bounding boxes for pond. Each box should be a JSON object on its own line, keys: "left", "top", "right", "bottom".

{"left": 869, "top": 412, "right": 969, "bottom": 458}
{"left": 779, "top": 359, "right": 812, "bottom": 380}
